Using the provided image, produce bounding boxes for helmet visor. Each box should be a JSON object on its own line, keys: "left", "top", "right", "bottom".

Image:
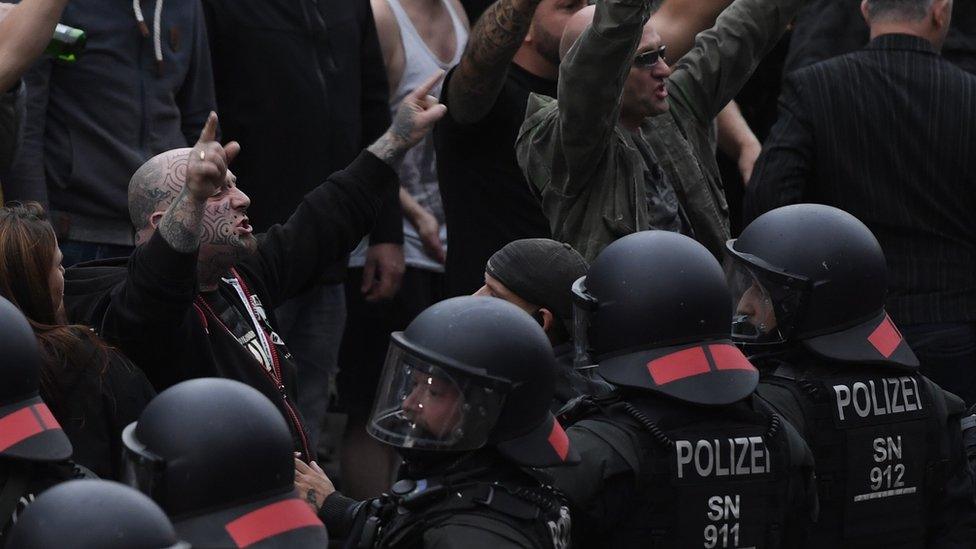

{"left": 121, "top": 422, "right": 166, "bottom": 503}
{"left": 367, "top": 342, "right": 508, "bottom": 452}
{"left": 725, "top": 259, "right": 806, "bottom": 345}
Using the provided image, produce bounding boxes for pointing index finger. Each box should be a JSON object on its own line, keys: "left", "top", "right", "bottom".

{"left": 197, "top": 111, "right": 218, "bottom": 145}
{"left": 408, "top": 71, "right": 445, "bottom": 103}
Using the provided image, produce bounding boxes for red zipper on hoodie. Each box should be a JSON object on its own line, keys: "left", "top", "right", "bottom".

{"left": 194, "top": 269, "right": 312, "bottom": 461}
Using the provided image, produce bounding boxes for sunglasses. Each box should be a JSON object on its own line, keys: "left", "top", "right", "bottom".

{"left": 634, "top": 45, "right": 667, "bottom": 68}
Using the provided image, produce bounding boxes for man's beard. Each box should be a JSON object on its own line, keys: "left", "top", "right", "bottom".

{"left": 532, "top": 25, "right": 562, "bottom": 68}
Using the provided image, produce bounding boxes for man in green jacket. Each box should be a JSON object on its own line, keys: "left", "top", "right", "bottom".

{"left": 516, "top": 0, "right": 803, "bottom": 261}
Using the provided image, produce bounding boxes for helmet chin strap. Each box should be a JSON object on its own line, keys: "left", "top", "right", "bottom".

{"left": 734, "top": 339, "right": 795, "bottom": 362}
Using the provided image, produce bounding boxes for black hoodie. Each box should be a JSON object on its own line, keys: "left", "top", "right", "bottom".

{"left": 63, "top": 151, "right": 397, "bottom": 460}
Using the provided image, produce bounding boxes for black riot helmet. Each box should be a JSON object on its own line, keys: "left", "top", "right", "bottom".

{"left": 122, "top": 378, "right": 328, "bottom": 548}
{"left": 368, "top": 296, "right": 579, "bottom": 467}
{"left": 572, "top": 231, "right": 758, "bottom": 406}
{"left": 726, "top": 204, "right": 917, "bottom": 368}
{"left": 0, "top": 296, "right": 72, "bottom": 462}
{"left": 5, "top": 480, "right": 188, "bottom": 549}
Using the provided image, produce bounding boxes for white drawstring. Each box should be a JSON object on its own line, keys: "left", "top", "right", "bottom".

{"left": 152, "top": 0, "right": 164, "bottom": 70}
{"left": 132, "top": 0, "right": 165, "bottom": 72}
{"left": 132, "top": 0, "right": 149, "bottom": 36}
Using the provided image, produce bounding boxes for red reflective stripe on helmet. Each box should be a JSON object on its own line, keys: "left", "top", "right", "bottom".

{"left": 33, "top": 403, "right": 59, "bottom": 430}
{"left": 224, "top": 499, "right": 322, "bottom": 548}
{"left": 647, "top": 346, "right": 710, "bottom": 385}
{"left": 868, "top": 315, "right": 903, "bottom": 358}
{"left": 0, "top": 406, "right": 47, "bottom": 452}
{"left": 548, "top": 420, "right": 570, "bottom": 461}
{"left": 708, "top": 344, "right": 755, "bottom": 372}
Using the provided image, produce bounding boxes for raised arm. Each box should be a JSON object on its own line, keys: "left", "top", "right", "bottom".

{"left": 556, "top": 0, "right": 652, "bottom": 184}
{"left": 252, "top": 73, "right": 447, "bottom": 306}
{"left": 446, "top": 0, "right": 541, "bottom": 124}
{"left": 652, "top": 0, "right": 735, "bottom": 64}
{"left": 668, "top": 0, "right": 805, "bottom": 125}
{"left": 157, "top": 113, "right": 238, "bottom": 253}
{"left": 716, "top": 100, "right": 761, "bottom": 185}
{"left": 0, "top": 0, "right": 69, "bottom": 92}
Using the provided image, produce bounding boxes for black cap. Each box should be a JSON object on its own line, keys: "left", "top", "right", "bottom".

{"left": 485, "top": 238, "right": 588, "bottom": 327}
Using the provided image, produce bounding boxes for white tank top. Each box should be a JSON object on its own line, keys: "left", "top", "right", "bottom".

{"left": 349, "top": 0, "right": 468, "bottom": 272}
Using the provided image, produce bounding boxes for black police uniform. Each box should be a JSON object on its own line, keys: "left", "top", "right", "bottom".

{"left": 552, "top": 231, "right": 818, "bottom": 549}
{"left": 339, "top": 452, "right": 570, "bottom": 549}
{"left": 0, "top": 461, "right": 87, "bottom": 540}
{"left": 727, "top": 204, "right": 976, "bottom": 547}
{"left": 756, "top": 349, "right": 976, "bottom": 547}
{"left": 323, "top": 297, "right": 579, "bottom": 549}
{"left": 555, "top": 387, "right": 816, "bottom": 548}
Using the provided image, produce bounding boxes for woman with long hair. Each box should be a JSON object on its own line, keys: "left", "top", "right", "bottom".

{"left": 0, "top": 202, "right": 154, "bottom": 479}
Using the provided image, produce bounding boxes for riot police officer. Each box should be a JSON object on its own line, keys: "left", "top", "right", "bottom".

{"left": 552, "top": 231, "right": 817, "bottom": 548}
{"left": 0, "top": 296, "right": 83, "bottom": 540}
{"left": 728, "top": 204, "right": 976, "bottom": 546}
{"left": 322, "top": 296, "right": 578, "bottom": 548}
{"left": 6, "top": 479, "right": 187, "bottom": 548}
{"left": 121, "top": 378, "right": 329, "bottom": 547}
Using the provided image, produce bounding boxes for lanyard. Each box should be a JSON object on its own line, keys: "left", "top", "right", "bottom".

{"left": 221, "top": 271, "right": 275, "bottom": 373}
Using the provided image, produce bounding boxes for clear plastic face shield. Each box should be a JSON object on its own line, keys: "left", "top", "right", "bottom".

{"left": 725, "top": 255, "right": 810, "bottom": 346}
{"left": 571, "top": 276, "right": 597, "bottom": 369}
{"left": 120, "top": 422, "right": 166, "bottom": 503}
{"left": 367, "top": 341, "right": 509, "bottom": 452}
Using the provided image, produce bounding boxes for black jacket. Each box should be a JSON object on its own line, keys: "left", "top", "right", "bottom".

{"left": 41, "top": 337, "right": 155, "bottom": 480}
{"left": 63, "top": 151, "right": 397, "bottom": 459}
{"left": 746, "top": 34, "right": 976, "bottom": 326}
{"left": 784, "top": 0, "right": 976, "bottom": 74}
{"left": 202, "top": 0, "right": 400, "bottom": 282}
{"left": 550, "top": 393, "right": 816, "bottom": 548}
{"left": 754, "top": 348, "right": 976, "bottom": 547}
{"left": 323, "top": 451, "right": 567, "bottom": 548}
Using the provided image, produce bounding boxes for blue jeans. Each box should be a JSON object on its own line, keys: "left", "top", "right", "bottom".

{"left": 60, "top": 240, "right": 134, "bottom": 267}
{"left": 901, "top": 322, "right": 976, "bottom": 406}
{"left": 275, "top": 283, "right": 346, "bottom": 453}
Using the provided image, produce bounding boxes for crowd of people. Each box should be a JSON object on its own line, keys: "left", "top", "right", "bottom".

{"left": 0, "top": 0, "right": 974, "bottom": 546}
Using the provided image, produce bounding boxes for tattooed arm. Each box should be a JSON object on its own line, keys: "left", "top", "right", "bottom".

{"left": 0, "top": 0, "right": 69, "bottom": 92}
{"left": 367, "top": 72, "right": 447, "bottom": 168}
{"left": 445, "top": 0, "right": 541, "bottom": 125}
{"left": 157, "top": 112, "right": 240, "bottom": 253}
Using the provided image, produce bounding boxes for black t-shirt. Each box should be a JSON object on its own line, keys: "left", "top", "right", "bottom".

{"left": 630, "top": 132, "right": 688, "bottom": 235}
{"left": 435, "top": 63, "right": 556, "bottom": 297}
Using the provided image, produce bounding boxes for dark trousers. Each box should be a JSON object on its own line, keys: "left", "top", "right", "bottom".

{"left": 901, "top": 322, "right": 976, "bottom": 406}
{"left": 336, "top": 267, "right": 445, "bottom": 418}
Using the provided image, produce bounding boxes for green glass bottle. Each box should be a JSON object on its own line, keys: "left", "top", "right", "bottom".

{"left": 44, "top": 23, "right": 86, "bottom": 62}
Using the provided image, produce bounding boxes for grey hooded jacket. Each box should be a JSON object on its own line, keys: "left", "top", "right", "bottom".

{"left": 3, "top": 0, "right": 215, "bottom": 246}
